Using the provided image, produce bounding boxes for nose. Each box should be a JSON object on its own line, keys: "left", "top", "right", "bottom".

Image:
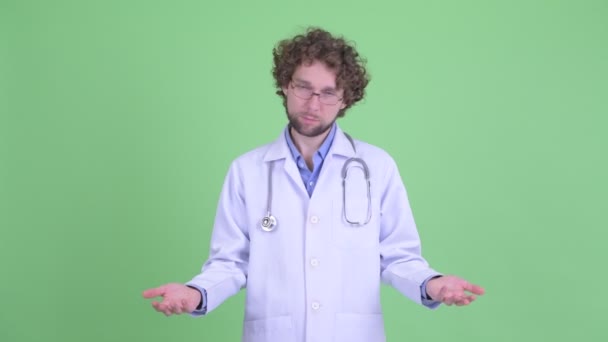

{"left": 307, "top": 93, "right": 322, "bottom": 111}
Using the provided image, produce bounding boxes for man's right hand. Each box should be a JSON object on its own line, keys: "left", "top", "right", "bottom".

{"left": 142, "top": 283, "right": 202, "bottom": 316}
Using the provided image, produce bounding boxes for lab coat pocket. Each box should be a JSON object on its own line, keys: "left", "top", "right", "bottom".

{"left": 242, "top": 315, "right": 296, "bottom": 342}
{"left": 334, "top": 313, "right": 385, "bottom": 342}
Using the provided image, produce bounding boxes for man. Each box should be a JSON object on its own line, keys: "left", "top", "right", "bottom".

{"left": 143, "top": 27, "right": 484, "bottom": 342}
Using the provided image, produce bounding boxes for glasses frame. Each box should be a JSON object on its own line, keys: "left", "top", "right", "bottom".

{"left": 289, "top": 81, "right": 343, "bottom": 106}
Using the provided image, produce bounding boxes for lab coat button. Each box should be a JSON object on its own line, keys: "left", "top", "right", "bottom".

{"left": 310, "top": 258, "right": 319, "bottom": 267}
{"left": 311, "top": 302, "right": 321, "bottom": 310}
{"left": 310, "top": 216, "right": 319, "bottom": 224}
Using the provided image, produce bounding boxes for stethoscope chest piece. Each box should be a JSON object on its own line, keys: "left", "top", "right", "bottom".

{"left": 261, "top": 213, "right": 277, "bottom": 232}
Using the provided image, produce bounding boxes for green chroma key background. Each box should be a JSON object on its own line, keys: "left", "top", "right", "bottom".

{"left": 1, "top": 0, "right": 606, "bottom": 341}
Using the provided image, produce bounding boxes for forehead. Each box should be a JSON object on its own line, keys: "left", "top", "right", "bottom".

{"left": 292, "top": 60, "right": 339, "bottom": 89}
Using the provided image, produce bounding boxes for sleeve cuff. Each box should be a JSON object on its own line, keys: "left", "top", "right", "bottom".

{"left": 420, "top": 275, "right": 442, "bottom": 309}
{"left": 186, "top": 284, "right": 208, "bottom": 316}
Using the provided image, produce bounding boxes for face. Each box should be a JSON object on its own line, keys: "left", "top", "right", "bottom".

{"left": 282, "top": 60, "right": 346, "bottom": 138}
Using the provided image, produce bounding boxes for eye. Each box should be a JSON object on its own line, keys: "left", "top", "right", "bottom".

{"left": 322, "top": 91, "right": 337, "bottom": 97}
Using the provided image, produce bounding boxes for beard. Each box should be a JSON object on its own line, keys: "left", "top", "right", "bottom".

{"left": 287, "top": 111, "right": 335, "bottom": 138}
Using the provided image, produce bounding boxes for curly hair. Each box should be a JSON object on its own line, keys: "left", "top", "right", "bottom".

{"left": 272, "top": 27, "right": 370, "bottom": 117}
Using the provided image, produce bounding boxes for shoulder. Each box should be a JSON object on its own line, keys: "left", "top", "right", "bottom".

{"left": 351, "top": 138, "right": 396, "bottom": 164}
{"left": 225, "top": 141, "right": 278, "bottom": 178}
{"left": 233, "top": 142, "right": 273, "bottom": 164}
{"left": 231, "top": 129, "right": 286, "bottom": 167}
{"left": 217, "top": 142, "right": 274, "bottom": 187}
{"left": 348, "top": 138, "right": 403, "bottom": 186}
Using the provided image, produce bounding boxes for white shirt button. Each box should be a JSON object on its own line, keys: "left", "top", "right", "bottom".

{"left": 311, "top": 302, "right": 321, "bottom": 310}
{"left": 310, "top": 258, "right": 319, "bottom": 267}
{"left": 310, "top": 216, "right": 319, "bottom": 224}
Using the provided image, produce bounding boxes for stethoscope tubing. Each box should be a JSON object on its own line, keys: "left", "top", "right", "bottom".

{"left": 261, "top": 133, "right": 371, "bottom": 232}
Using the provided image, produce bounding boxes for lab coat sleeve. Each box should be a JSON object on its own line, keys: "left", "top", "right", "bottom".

{"left": 186, "top": 160, "right": 249, "bottom": 314}
{"left": 379, "top": 157, "right": 441, "bottom": 308}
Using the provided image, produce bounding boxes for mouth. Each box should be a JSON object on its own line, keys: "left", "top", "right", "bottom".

{"left": 300, "top": 114, "right": 319, "bottom": 123}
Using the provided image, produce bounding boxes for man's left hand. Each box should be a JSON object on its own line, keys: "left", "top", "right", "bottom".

{"left": 426, "top": 275, "right": 485, "bottom": 306}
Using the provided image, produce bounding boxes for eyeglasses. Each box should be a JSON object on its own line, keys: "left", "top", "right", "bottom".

{"left": 290, "top": 82, "right": 343, "bottom": 106}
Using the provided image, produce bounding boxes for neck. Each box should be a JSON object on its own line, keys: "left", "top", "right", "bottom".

{"left": 289, "top": 126, "right": 331, "bottom": 168}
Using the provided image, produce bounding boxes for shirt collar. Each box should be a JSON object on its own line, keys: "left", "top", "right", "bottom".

{"left": 284, "top": 122, "right": 337, "bottom": 163}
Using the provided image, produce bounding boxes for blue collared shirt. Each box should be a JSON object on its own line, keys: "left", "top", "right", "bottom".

{"left": 284, "top": 123, "right": 337, "bottom": 197}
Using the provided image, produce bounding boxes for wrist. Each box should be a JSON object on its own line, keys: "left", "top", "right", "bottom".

{"left": 186, "top": 285, "right": 203, "bottom": 309}
{"left": 425, "top": 275, "right": 443, "bottom": 300}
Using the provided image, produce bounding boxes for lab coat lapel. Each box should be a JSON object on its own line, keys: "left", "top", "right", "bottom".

{"left": 311, "top": 126, "right": 356, "bottom": 202}
{"left": 263, "top": 128, "right": 308, "bottom": 197}
{"left": 330, "top": 126, "right": 357, "bottom": 159}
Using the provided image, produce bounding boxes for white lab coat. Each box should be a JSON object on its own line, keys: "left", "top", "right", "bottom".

{"left": 187, "top": 125, "right": 440, "bottom": 342}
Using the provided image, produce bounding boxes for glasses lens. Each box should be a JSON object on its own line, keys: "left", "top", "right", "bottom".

{"left": 320, "top": 94, "right": 339, "bottom": 105}
{"left": 293, "top": 85, "right": 312, "bottom": 100}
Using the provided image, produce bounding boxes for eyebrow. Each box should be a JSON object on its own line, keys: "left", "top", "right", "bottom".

{"left": 293, "top": 78, "right": 338, "bottom": 92}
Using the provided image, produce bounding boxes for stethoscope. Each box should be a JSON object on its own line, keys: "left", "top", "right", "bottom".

{"left": 261, "top": 133, "right": 371, "bottom": 232}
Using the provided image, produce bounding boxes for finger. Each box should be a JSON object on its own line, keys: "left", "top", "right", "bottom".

{"left": 143, "top": 286, "right": 166, "bottom": 299}
{"left": 442, "top": 293, "right": 455, "bottom": 306}
{"left": 452, "top": 293, "right": 466, "bottom": 305}
{"left": 154, "top": 301, "right": 171, "bottom": 313}
{"left": 156, "top": 302, "right": 173, "bottom": 316}
{"left": 446, "top": 288, "right": 467, "bottom": 305}
{"left": 464, "top": 283, "right": 485, "bottom": 295}
{"left": 172, "top": 303, "right": 183, "bottom": 314}
{"left": 152, "top": 301, "right": 163, "bottom": 312}
{"left": 455, "top": 298, "right": 470, "bottom": 306}
{"left": 456, "top": 294, "right": 477, "bottom": 306}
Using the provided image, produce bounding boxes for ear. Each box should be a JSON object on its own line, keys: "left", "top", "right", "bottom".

{"left": 282, "top": 85, "right": 288, "bottom": 96}
{"left": 339, "top": 102, "right": 346, "bottom": 110}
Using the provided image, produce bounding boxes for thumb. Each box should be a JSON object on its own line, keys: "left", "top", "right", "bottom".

{"left": 142, "top": 285, "right": 166, "bottom": 299}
